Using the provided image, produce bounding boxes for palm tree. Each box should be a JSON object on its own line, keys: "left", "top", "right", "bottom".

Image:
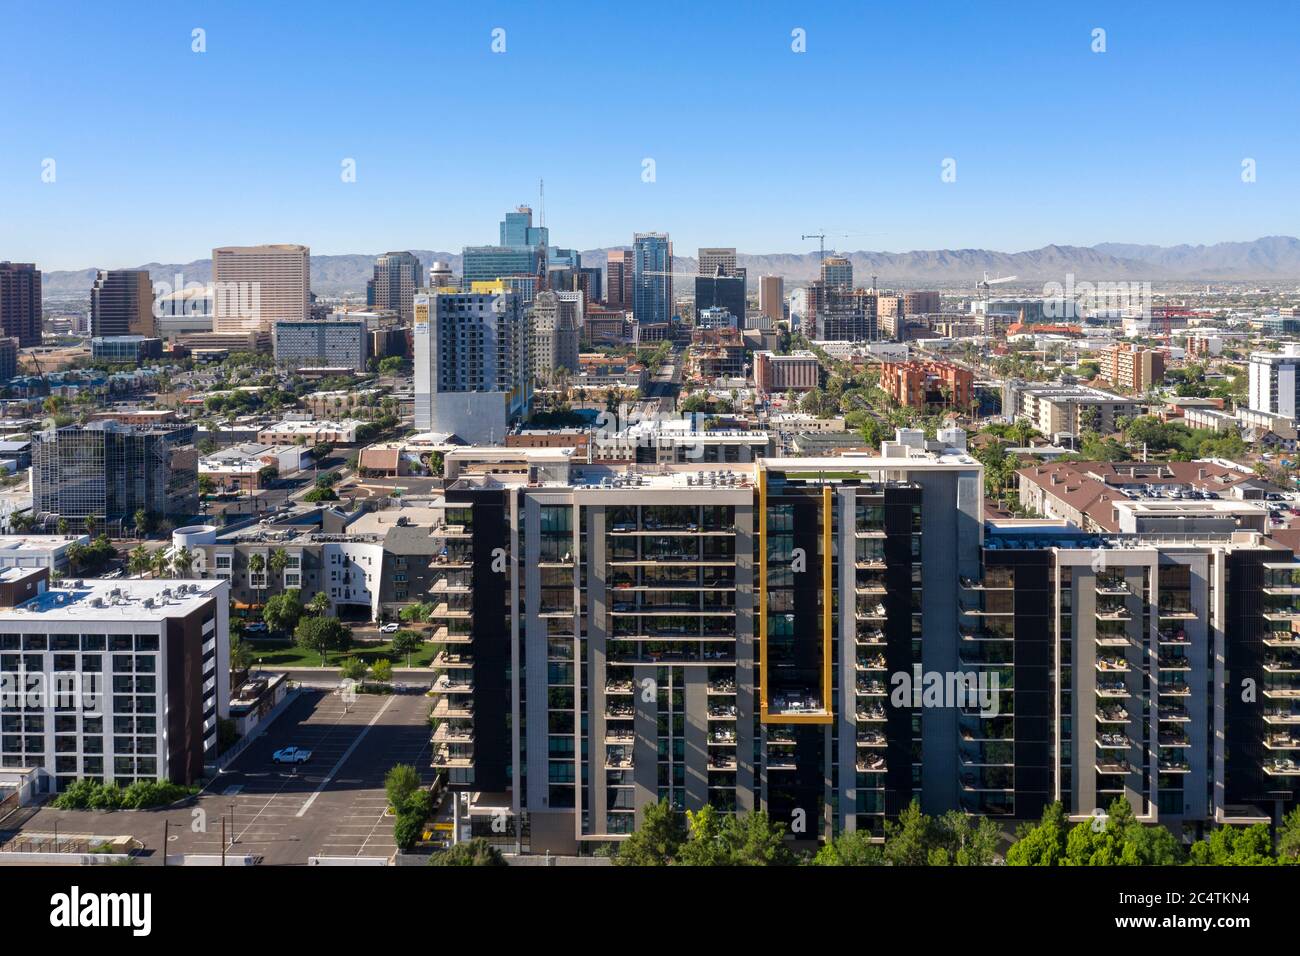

{"left": 83, "top": 514, "right": 96, "bottom": 537}
{"left": 172, "top": 546, "right": 195, "bottom": 578}
{"left": 128, "top": 545, "right": 150, "bottom": 578}
{"left": 268, "top": 548, "right": 288, "bottom": 585}
{"left": 247, "top": 553, "right": 266, "bottom": 607}
{"left": 134, "top": 509, "right": 150, "bottom": 538}
{"left": 307, "top": 591, "right": 330, "bottom": 617}
{"left": 149, "top": 548, "right": 170, "bottom": 579}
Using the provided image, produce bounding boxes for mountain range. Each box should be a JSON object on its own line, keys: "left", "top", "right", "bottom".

{"left": 35, "top": 237, "right": 1300, "bottom": 298}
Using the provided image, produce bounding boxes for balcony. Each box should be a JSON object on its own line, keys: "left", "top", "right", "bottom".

{"left": 1157, "top": 606, "right": 1197, "bottom": 621}
{"left": 1264, "top": 608, "right": 1300, "bottom": 623}
{"left": 432, "top": 746, "right": 474, "bottom": 769}
{"left": 709, "top": 728, "right": 737, "bottom": 745}
{"left": 430, "top": 698, "right": 473, "bottom": 720}
{"left": 430, "top": 626, "right": 472, "bottom": 644}
{"left": 1265, "top": 732, "right": 1300, "bottom": 750}
{"left": 1158, "top": 629, "right": 1190, "bottom": 645}
{"left": 1096, "top": 656, "right": 1130, "bottom": 673}
{"left": 1158, "top": 705, "right": 1190, "bottom": 723}
{"left": 431, "top": 651, "right": 472, "bottom": 670}
{"left": 855, "top": 678, "right": 887, "bottom": 697}
{"left": 857, "top": 754, "right": 887, "bottom": 773}
{"left": 1095, "top": 580, "right": 1132, "bottom": 597}
{"left": 606, "top": 702, "right": 635, "bottom": 720}
{"left": 605, "top": 750, "right": 633, "bottom": 770}
{"left": 857, "top": 704, "right": 887, "bottom": 722}
{"left": 1095, "top": 758, "right": 1133, "bottom": 774}
{"left": 1160, "top": 682, "right": 1192, "bottom": 697}
{"left": 856, "top": 729, "right": 887, "bottom": 748}
{"left": 430, "top": 674, "right": 473, "bottom": 694}
{"left": 429, "top": 576, "right": 471, "bottom": 594}
{"left": 1096, "top": 705, "right": 1129, "bottom": 723}
{"left": 1096, "top": 680, "right": 1130, "bottom": 699}
{"left": 1264, "top": 632, "right": 1300, "bottom": 648}
{"left": 1095, "top": 604, "right": 1132, "bottom": 622}
{"left": 605, "top": 679, "right": 634, "bottom": 695}
{"left": 431, "top": 722, "right": 473, "bottom": 743}
{"left": 708, "top": 755, "right": 738, "bottom": 771}
{"left": 858, "top": 629, "right": 886, "bottom": 646}
{"left": 428, "top": 602, "right": 472, "bottom": 620}
{"left": 1158, "top": 757, "right": 1190, "bottom": 774}
{"left": 1264, "top": 758, "right": 1300, "bottom": 776}
{"left": 1097, "top": 732, "right": 1132, "bottom": 749}
{"left": 707, "top": 678, "right": 736, "bottom": 695}
{"left": 1264, "top": 656, "right": 1300, "bottom": 674}
{"left": 1159, "top": 731, "right": 1190, "bottom": 747}
{"left": 605, "top": 727, "right": 634, "bottom": 743}
{"left": 856, "top": 654, "right": 887, "bottom": 672}
{"left": 1158, "top": 656, "right": 1191, "bottom": 672}
{"left": 960, "top": 575, "right": 1012, "bottom": 591}
{"left": 1264, "top": 710, "right": 1300, "bottom": 725}
{"left": 1095, "top": 634, "right": 1132, "bottom": 648}
{"left": 856, "top": 603, "right": 886, "bottom": 622}
{"left": 707, "top": 703, "right": 738, "bottom": 720}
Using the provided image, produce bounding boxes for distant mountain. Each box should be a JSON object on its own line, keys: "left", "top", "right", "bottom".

{"left": 36, "top": 237, "right": 1300, "bottom": 298}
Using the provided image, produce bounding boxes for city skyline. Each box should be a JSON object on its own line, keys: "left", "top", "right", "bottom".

{"left": 4, "top": 1, "right": 1300, "bottom": 269}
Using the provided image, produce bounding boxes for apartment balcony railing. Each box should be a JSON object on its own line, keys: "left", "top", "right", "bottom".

{"left": 1097, "top": 733, "right": 1132, "bottom": 749}
{"left": 707, "top": 679, "right": 736, "bottom": 695}
{"left": 430, "top": 674, "right": 474, "bottom": 694}
{"left": 1265, "top": 733, "right": 1300, "bottom": 750}
{"left": 1158, "top": 629, "right": 1190, "bottom": 645}
{"left": 430, "top": 698, "right": 473, "bottom": 720}
{"left": 856, "top": 730, "right": 887, "bottom": 748}
{"left": 857, "top": 754, "right": 887, "bottom": 773}
{"left": 1096, "top": 657, "right": 1130, "bottom": 673}
{"left": 432, "top": 746, "right": 474, "bottom": 769}
{"left": 857, "top": 704, "right": 887, "bottom": 723}
{"left": 1096, "top": 705, "right": 1130, "bottom": 723}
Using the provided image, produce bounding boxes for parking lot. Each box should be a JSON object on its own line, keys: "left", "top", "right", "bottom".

{"left": 2, "top": 688, "right": 436, "bottom": 865}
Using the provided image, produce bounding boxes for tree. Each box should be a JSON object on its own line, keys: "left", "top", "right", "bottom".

{"left": 268, "top": 547, "right": 288, "bottom": 582}
{"left": 257, "top": 464, "right": 279, "bottom": 487}
{"left": 198, "top": 475, "right": 216, "bottom": 496}
{"left": 247, "top": 553, "right": 266, "bottom": 606}
{"left": 294, "top": 614, "right": 349, "bottom": 666}
{"left": 172, "top": 546, "right": 195, "bottom": 578}
{"left": 149, "top": 547, "right": 170, "bottom": 579}
{"left": 339, "top": 656, "right": 367, "bottom": 681}
{"left": 134, "top": 509, "right": 151, "bottom": 537}
{"left": 127, "top": 544, "right": 151, "bottom": 578}
{"left": 229, "top": 632, "right": 254, "bottom": 673}
{"left": 262, "top": 588, "right": 303, "bottom": 635}
{"left": 883, "top": 799, "right": 936, "bottom": 866}
{"left": 399, "top": 602, "right": 433, "bottom": 624}
{"left": 1187, "top": 824, "right": 1277, "bottom": 865}
{"left": 385, "top": 763, "right": 421, "bottom": 814}
{"left": 371, "top": 659, "right": 393, "bottom": 683}
{"left": 391, "top": 629, "right": 422, "bottom": 668}
{"left": 83, "top": 514, "right": 97, "bottom": 537}
{"left": 613, "top": 799, "right": 687, "bottom": 866}
{"left": 812, "top": 828, "right": 885, "bottom": 866}
{"left": 56, "top": 518, "right": 69, "bottom": 536}
{"left": 1006, "top": 801, "right": 1070, "bottom": 865}
{"left": 428, "top": 838, "right": 507, "bottom": 866}
{"left": 306, "top": 591, "right": 330, "bottom": 617}
{"left": 1278, "top": 806, "right": 1300, "bottom": 862}
{"left": 393, "top": 813, "right": 424, "bottom": 852}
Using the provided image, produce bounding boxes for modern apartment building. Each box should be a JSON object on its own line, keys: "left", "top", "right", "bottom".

{"left": 369, "top": 251, "right": 423, "bottom": 322}
{"left": 412, "top": 283, "right": 531, "bottom": 444}
{"left": 1248, "top": 345, "right": 1300, "bottom": 419}
{"left": 211, "top": 244, "right": 310, "bottom": 333}
{"left": 272, "top": 316, "right": 369, "bottom": 372}
{"left": 632, "top": 233, "right": 673, "bottom": 325}
{"left": 0, "top": 573, "right": 229, "bottom": 793}
{"left": 31, "top": 422, "right": 199, "bottom": 531}
{"left": 1100, "top": 342, "right": 1167, "bottom": 394}
{"left": 1003, "top": 382, "right": 1143, "bottom": 439}
{"left": 0, "top": 261, "right": 42, "bottom": 347}
{"left": 90, "top": 269, "right": 155, "bottom": 338}
{"left": 878, "top": 360, "right": 974, "bottom": 409}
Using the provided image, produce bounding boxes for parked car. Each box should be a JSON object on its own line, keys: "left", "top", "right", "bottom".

{"left": 244, "top": 621, "right": 268, "bottom": 634}
{"left": 272, "top": 746, "right": 312, "bottom": 765}
{"left": 379, "top": 622, "right": 400, "bottom": 633}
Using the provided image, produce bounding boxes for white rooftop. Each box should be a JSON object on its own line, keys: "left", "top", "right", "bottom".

{"left": 0, "top": 578, "right": 225, "bottom": 622}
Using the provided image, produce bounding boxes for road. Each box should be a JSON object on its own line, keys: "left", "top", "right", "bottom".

{"left": 645, "top": 357, "right": 683, "bottom": 412}
{"left": 2, "top": 688, "right": 437, "bottom": 865}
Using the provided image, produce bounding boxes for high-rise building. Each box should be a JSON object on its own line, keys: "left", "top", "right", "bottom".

{"left": 529, "top": 290, "right": 581, "bottom": 385}
{"left": 461, "top": 246, "right": 545, "bottom": 288}
{"left": 604, "top": 250, "right": 633, "bottom": 309}
{"left": 811, "top": 287, "right": 877, "bottom": 341}
{"left": 698, "top": 247, "right": 738, "bottom": 278}
{"left": 420, "top": 437, "right": 1300, "bottom": 856}
{"left": 694, "top": 274, "right": 745, "bottom": 328}
{"left": 370, "top": 251, "right": 423, "bottom": 322}
{"left": 31, "top": 422, "right": 199, "bottom": 531}
{"left": 1248, "top": 344, "right": 1300, "bottom": 418}
{"left": 428, "top": 261, "right": 456, "bottom": 290}
{"left": 412, "top": 283, "right": 531, "bottom": 443}
{"left": 821, "top": 255, "right": 853, "bottom": 291}
{"left": 0, "top": 574, "right": 231, "bottom": 792}
{"left": 90, "top": 269, "right": 155, "bottom": 338}
{"left": 758, "top": 275, "right": 784, "bottom": 331}
{"left": 0, "top": 261, "right": 42, "bottom": 347}
{"left": 500, "top": 205, "right": 549, "bottom": 248}
{"left": 211, "top": 244, "right": 310, "bottom": 333}
{"left": 632, "top": 232, "right": 673, "bottom": 325}
{"left": 273, "top": 316, "right": 369, "bottom": 371}
{"left": 1099, "top": 342, "right": 1167, "bottom": 394}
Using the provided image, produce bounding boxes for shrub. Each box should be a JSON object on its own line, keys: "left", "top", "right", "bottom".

{"left": 393, "top": 812, "right": 424, "bottom": 851}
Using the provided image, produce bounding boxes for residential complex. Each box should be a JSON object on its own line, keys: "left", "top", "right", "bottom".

{"left": 272, "top": 315, "right": 369, "bottom": 372}
{"left": 0, "top": 574, "right": 229, "bottom": 793}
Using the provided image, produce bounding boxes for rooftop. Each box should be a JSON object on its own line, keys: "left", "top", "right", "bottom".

{"left": 0, "top": 578, "right": 225, "bottom": 622}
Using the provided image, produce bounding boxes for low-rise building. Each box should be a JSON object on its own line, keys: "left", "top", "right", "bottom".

{"left": 257, "top": 419, "right": 365, "bottom": 446}
{"left": 199, "top": 443, "right": 311, "bottom": 492}
{"left": 879, "top": 359, "right": 973, "bottom": 409}
{"left": 753, "top": 350, "right": 821, "bottom": 394}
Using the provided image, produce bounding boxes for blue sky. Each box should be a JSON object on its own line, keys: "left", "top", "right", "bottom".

{"left": 3, "top": 0, "right": 1299, "bottom": 270}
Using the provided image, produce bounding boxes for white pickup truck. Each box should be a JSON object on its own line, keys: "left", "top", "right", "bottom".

{"left": 272, "top": 746, "right": 312, "bottom": 765}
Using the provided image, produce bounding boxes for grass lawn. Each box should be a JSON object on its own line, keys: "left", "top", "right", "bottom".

{"left": 247, "top": 637, "right": 440, "bottom": 668}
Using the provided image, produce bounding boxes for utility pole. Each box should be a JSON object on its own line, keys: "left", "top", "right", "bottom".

{"left": 162, "top": 819, "right": 168, "bottom": 866}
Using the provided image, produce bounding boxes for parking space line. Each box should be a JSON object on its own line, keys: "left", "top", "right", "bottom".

{"left": 297, "top": 695, "right": 397, "bottom": 819}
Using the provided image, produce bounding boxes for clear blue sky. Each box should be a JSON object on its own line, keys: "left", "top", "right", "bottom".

{"left": 3, "top": 0, "right": 1299, "bottom": 270}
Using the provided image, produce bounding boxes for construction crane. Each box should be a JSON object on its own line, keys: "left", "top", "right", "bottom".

{"left": 977, "top": 270, "right": 1017, "bottom": 307}
{"left": 801, "top": 232, "right": 865, "bottom": 263}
